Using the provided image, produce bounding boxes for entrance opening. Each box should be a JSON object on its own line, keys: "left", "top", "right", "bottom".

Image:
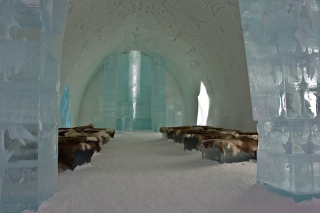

{"left": 196, "top": 81, "right": 209, "bottom": 126}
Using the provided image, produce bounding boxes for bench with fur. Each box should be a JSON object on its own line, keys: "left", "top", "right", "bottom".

{"left": 160, "top": 125, "right": 258, "bottom": 163}
{"left": 58, "top": 124, "right": 115, "bottom": 172}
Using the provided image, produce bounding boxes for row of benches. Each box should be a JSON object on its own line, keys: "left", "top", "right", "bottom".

{"left": 160, "top": 125, "right": 258, "bottom": 163}
{"left": 58, "top": 124, "right": 115, "bottom": 172}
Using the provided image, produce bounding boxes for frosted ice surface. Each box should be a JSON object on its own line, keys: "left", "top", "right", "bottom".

{"left": 0, "top": 0, "right": 69, "bottom": 212}
{"left": 239, "top": 0, "right": 320, "bottom": 198}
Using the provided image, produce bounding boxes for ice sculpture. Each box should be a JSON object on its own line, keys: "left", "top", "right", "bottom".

{"left": 0, "top": 0, "right": 69, "bottom": 212}
{"left": 239, "top": 0, "right": 320, "bottom": 200}
{"left": 60, "top": 85, "right": 71, "bottom": 128}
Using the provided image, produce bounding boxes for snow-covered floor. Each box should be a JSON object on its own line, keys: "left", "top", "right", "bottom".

{"left": 25, "top": 131, "right": 320, "bottom": 213}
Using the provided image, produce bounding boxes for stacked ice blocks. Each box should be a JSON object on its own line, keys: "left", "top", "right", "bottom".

{"left": 239, "top": 0, "right": 320, "bottom": 199}
{"left": 0, "top": 0, "right": 69, "bottom": 212}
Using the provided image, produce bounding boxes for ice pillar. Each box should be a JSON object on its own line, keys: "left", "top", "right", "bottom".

{"left": 60, "top": 85, "right": 71, "bottom": 128}
{"left": 127, "top": 51, "right": 141, "bottom": 131}
{"left": 152, "top": 54, "right": 166, "bottom": 131}
{"left": 239, "top": 0, "right": 320, "bottom": 200}
{"left": 0, "top": 0, "right": 69, "bottom": 212}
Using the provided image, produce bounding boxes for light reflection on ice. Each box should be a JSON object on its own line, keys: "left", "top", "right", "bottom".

{"left": 197, "top": 81, "right": 209, "bottom": 126}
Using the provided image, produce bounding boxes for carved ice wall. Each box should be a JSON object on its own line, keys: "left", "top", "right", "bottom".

{"left": 239, "top": 0, "right": 320, "bottom": 200}
{"left": 0, "top": 0, "right": 69, "bottom": 212}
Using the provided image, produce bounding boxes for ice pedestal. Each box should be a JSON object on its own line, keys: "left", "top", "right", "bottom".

{"left": 239, "top": 0, "right": 320, "bottom": 200}
{"left": 0, "top": 1, "right": 69, "bottom": 212}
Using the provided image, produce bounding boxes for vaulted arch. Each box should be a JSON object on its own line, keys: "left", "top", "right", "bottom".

{"left": 61, "top": 0, "right": 256, "bottom": 131}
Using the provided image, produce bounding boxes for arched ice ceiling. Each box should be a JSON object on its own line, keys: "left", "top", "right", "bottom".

{"left": 61, "top": 0, "right": 257, "bottom": 131}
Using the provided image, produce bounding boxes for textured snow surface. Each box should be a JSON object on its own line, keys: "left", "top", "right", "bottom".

{"left": 25, "top": 132, "right": 320, "bottom": 213}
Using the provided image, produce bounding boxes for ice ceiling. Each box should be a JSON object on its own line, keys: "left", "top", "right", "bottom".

{"left": 61, "top": 0, "right": 256, "bottom": 131}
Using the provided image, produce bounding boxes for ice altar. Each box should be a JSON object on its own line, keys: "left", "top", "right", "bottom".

{"left": 239, "top": 0, "right": 320, "bottom": 200}
{"left": 93, "top": 51, "right": 166, "bottom": 132}
{"left": 0, "top": 0, "right": 69, "bottom": 212}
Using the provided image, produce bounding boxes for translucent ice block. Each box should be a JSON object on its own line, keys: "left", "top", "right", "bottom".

{"left": 152, "top": 54, "right": 166, "bottom": 131}
{"left": 239, "top": 0, "right": 320, "bottom": 199}
{"left": 0, "top": 0, "right": 69, "bottom": 212}
{"left": 101, "top": 53, "right": 117, "bottom": 129}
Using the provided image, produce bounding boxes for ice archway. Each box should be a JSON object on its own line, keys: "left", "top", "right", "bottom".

{"left": 61, "top": 0, "right": 256, "bottom": 131}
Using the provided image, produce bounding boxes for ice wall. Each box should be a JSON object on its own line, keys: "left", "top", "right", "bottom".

{"left": 78, "top": 61, "right": 186, "bottom": 128}
{"left": 239, "top": 0, "right": 320, "bottom": 199}
{"left": 152, "top": 54, "right": 166, "bottom": 131}
{"left": 93, "top": 53, "right": 117, "bottom": 128}
{"left": 79, "top": 66, "right": 104, "bottom": 126}
{"left": 116, "top": 53, "right": 130, "bottom": 130}
{"left": 93, "top": 52, "right": 167, "bottom": 131}
{"left": 60, "top": 85, "right": 71, "bottom": 127}
{"left": 0, "top": 0, "right": 69, "bottom": 212}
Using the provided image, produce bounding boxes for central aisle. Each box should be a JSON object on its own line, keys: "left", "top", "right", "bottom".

{"left": 34, "top": 132, "right": 320, "bottom": 213}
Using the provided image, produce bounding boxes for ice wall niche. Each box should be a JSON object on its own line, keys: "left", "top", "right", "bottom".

{"left": 239, "top": 0, "right": 320, "bottom": 200}
{"left": 0, "top": 0, "right": 69, "bottom": 212}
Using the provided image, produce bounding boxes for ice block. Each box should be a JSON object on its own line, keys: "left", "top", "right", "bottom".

{"left": 239, "top": 0, "right": 320, "bottom": 201}
{"left": 0, "top": 0, "right": 69, "bottom": 212}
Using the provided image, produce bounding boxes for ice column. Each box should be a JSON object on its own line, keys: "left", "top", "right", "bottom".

{"left": 239, "top": 0, "right": 320, "bottom": 200}
{"left": 127, "top": 51, "right": 141, "bottom": 131}
{"left": 152, "top": 54, "right": 166, "bottom": 131}
{"left": 0, "top": 0, "right": 69, "bottom": 212}
{"left": 60, "top": 85, "right": 71, "bottom": 128}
